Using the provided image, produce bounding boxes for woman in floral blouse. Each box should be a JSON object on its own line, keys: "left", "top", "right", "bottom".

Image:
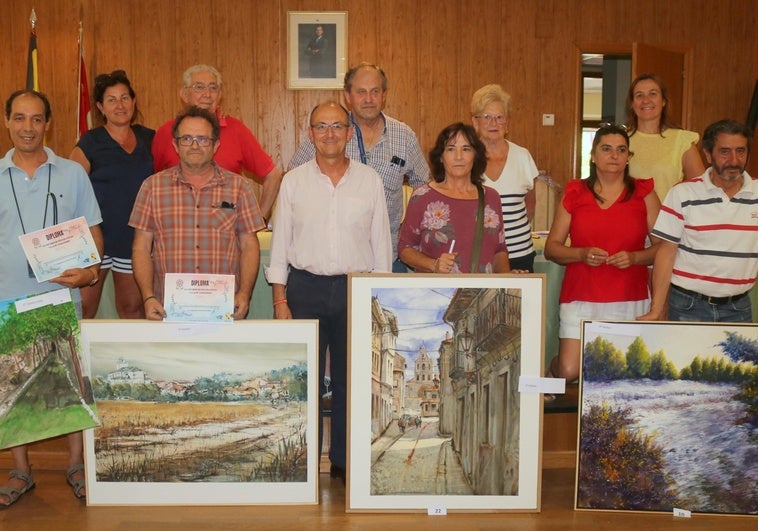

{"left": 398, "top": 122, "right": 510, "bottom": 273}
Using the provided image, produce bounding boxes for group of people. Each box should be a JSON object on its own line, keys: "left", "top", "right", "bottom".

{"left": 546, "top": 74, "right": 755, "bottom": 382}
{"left": 0, "top": 60, "right": 754, "bottom": 507}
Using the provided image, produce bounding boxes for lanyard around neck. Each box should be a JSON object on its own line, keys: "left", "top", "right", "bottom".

{"left": 350, "top": 113, "right": 368, "bottom": 164}
{"left": 8, "top": 164, "right": 54, "bottom": 234}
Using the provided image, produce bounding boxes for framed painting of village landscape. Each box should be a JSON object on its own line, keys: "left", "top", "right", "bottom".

{"left": 80, "top": 320, "right": 319, "bottom": 506}
{"left": 576, "top": 320, "right": 758, "bottom": 516}
{"left": 347, "top": 274, "right": 545, "bottom": 512}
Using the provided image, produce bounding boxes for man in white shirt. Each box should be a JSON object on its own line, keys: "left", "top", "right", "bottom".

{"left": 266, "top": 101, "right": 391, "bottom": 481}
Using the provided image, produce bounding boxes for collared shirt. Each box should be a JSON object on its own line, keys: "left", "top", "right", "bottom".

{"left": 152, "top": 109, "right": 276, "bottom": 177}
{"left": 266, "top": 159, "right": 392, "bottom": 285}
{"left": 0, "top": 147, "right": 102, "bottom": 300}
{"left": 652, "top": 168, "right": 758, "bottom": 297}
{"left": 288, "top": 112, "right": 429, "bottom": 259}
{"left": 129, "top": 163, "right": 265, "bottom": 300}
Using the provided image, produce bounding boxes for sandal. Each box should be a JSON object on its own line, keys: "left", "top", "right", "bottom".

{"left": 66, "top": 464, "right": 86, "bottom": 500}
{"left": 0, "top": 469, "right": 35, "bottom": 508}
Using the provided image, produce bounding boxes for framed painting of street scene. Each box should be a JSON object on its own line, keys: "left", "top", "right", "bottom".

{"left": 0, "top": 289, "right": 98, "bottom": 450}
{"left": 576, "top": 320, "right": 758, "bottom": 516}
{"left": 80, "top": 320, "right": 319, "bottom": 505}
{"left": 347, "top": 274, "right": 545, "bottom": 512}
{"left": 287, "top": 11, "right": 347, "bottom": 90}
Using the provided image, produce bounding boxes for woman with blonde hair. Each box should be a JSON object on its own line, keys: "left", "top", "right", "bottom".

{"left": 471, "top": 84, "right": 539, "bottom": 272}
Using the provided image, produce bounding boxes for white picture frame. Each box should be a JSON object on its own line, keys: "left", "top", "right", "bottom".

{"left": 80, "top": 319, "right": 319, "bottom": 506}
{"left": 347, "top": 273, "right": 545, "bottom": 512}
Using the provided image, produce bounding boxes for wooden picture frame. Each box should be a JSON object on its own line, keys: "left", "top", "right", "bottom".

{"left": 80, "top": 320, "right": 319, "bottom": 506}
{"left": 576, "top": 320, "right": 758, "bottom": 516}
{"left": 347, "top": 274, "right": 545, "bottom": 512}
{"left": 286, "top": 11, "right": 347, "bottom": 90}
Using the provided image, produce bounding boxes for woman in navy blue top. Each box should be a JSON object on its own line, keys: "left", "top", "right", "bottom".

{"left": 70, "top": 70, "right": 154, "bottom": 318}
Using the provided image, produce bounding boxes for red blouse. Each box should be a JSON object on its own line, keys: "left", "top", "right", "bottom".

{"left": 559, "top": 178, "right": 654, "bottom": 303}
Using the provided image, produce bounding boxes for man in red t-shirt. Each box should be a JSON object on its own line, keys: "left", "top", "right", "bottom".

{"left": 152, "top": 64, "right": 282, "bottom": 221}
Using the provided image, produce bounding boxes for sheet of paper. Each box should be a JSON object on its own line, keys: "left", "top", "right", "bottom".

{"left": 518, "top": 376, "right": 566, "bottom": 394}
{"left": 163, "top": 273, "right": 235, "bottom": 323}
{"left": 18, "top": 216, "right": 101, "bottom": 282}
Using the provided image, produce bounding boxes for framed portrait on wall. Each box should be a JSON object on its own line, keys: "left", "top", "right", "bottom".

{"left": 347, "top": 273, "right": 545, "bottom": 512}
{"left": 287, "top": 11, "right": 347, "bottom": 90}
{"left": 576, "top": 320, "right": 758, "bottom": 516}
{"left": 80, "top": 320, "right": 319, "bottom": 506}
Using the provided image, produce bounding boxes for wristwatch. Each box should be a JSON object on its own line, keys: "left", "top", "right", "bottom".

{"left": 88, "top": 269, "right": 99, "bottom": 286}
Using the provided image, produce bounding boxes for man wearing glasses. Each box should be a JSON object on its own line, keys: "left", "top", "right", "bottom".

{"left": 289, "top": 63, "right": 429, "bottom": 272}
{"left": 152, "top": 64, "right": 282, "bottom": 221}
{"left": 267, "top": 102, "right": 391, "bottom": 482}
{"left": 131, "top": 106, "right": 265, "bottom": 321}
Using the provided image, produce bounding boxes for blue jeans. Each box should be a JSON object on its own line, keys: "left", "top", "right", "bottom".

{"left": 392, "top": 258, "right": 409, "bottom": 273}
{"left": 668, "top": 285, "right": 753, "bottom": 322}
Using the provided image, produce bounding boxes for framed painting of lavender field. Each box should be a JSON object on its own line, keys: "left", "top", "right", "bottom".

{"left": 347, "top": 273, "right": 545, "bottom": 512}
{"left": 80, "top": 319, "right": 319, "bottom": 506}
{"left": 576, "top": 320, "right": 758, "bottom": 516}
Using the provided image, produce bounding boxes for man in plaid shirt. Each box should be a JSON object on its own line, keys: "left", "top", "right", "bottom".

{"left": 130, "top": 106, "right": 265, "bottom": 320}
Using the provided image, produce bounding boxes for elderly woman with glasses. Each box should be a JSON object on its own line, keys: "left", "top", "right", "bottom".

{"left": 69, "top": 70, "right": 155, "bottom": 319}
{"left": 544, "top": 124, "right": 661, "bottom": 382}
{"left": 625, "top": 73, "right": 705, "bottom": 201}
{"left": 471, "top": 84, "right": 540, "bottom": 272}
{"left": 398, "top": 122, "right": 510, "bottom": 274}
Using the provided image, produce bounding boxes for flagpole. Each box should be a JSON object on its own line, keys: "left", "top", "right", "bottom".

{"left": 77, "top": 21, "right": 83, "bottom": 141}
{"left": 27, "top": 9, "right": 39, "bottom": 91}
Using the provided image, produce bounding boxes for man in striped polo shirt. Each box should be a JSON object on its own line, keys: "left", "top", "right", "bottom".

{"left": 641, "top": 119, "right": 756, "bottom": 322}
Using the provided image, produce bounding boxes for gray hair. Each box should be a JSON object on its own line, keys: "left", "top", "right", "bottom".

{"left": 344, "top": 62, "right": 387, "bottom": 92}
{"left": 182, "top": 64, "right": 222, "bottom": 87}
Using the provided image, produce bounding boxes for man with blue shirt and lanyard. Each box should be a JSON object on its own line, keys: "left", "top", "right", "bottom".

{"left": 0, "top": 90, "right": 103, "bottom": 506}
{"left": 288, "top": 62, "right": 429, "bottom": 272}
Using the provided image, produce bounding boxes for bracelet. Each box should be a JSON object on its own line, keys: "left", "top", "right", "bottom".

{"left": 433, "top": 258, "right": 440, "bottom": 273}
{"left": 273, "top": 299, "right": 288, "bottom": 306}
{"left": 143, "top": 295, "right": 157, "bottom": 304}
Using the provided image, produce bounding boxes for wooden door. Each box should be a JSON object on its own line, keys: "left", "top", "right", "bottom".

{"left": 632, "top": 43, "right": 690, "bottom": 128}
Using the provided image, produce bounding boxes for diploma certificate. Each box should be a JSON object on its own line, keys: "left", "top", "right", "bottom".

{"left": 163, "top": 273, "right": 235, "bottom": 323}
{"left": 18, "top": 217, "right": 101, "bottom": 282}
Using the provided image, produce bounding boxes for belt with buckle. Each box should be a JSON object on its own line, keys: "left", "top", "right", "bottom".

{"left": 671, "top": 284, "right": 750, "bottom": 305}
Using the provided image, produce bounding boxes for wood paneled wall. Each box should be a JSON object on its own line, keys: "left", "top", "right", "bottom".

{"left": 1, "top": 0, "right": 756, "bottom": 182}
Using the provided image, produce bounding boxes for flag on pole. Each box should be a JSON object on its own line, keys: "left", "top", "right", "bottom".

{"left": 26, "top": 9, "right": 39, "bottom": 91}
{"left": 77, "top": 22, "right": 92, "bottom": 140}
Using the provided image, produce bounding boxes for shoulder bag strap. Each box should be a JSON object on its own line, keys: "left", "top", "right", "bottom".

{"left": 469, "top": 185, "right": 485, "bottom": 272}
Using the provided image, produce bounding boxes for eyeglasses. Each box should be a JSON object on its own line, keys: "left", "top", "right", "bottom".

{"left": 310, "top": 122, "right": 349, "bottom": 134}
{"left": 188, "top": 82, "right": 220, "bottom": 93}
{"left": 597, "top": 122, "right": 628, "bottom": 132}
{"left": 175, "top": 135, "right": 216, "bottom": 147}
{"left": 475, "top": 113, "right": 507, "bottom": 124}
